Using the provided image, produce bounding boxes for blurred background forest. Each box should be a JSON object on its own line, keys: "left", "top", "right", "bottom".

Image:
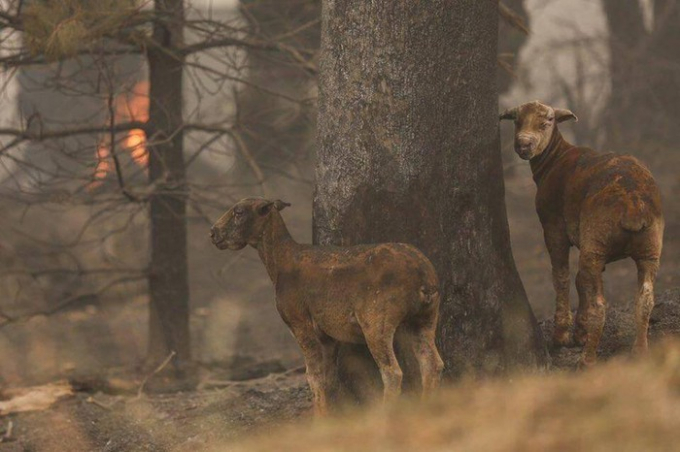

{"left": 0, "top": 0, "right": 678, "bottom": 387}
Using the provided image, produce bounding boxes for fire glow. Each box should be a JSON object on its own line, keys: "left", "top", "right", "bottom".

{"left": 91, "top": 81, "right": 149, "bottom": 188}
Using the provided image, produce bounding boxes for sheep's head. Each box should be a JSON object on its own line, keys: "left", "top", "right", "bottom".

{"left": 499, "top": 100, "right": 577, "bottom": 160}
{"left": 210, "top": 197, "right": 290, "bottom": 250}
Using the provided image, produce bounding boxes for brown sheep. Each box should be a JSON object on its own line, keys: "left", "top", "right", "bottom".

{"left": 500, "top": 101, "right": 664, "bottom": 367}
{"left": 210, "top": 197, "right": 444, "bottom": 415}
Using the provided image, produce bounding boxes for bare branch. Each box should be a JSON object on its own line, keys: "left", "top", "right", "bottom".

{"left": 0, "top": 274, "right": 147, "bottom": 328}
{"left": 499, "top": 1, "right": 530, "bottom": 35}
{"left": 0, "top": 121, "right": 147, "bottom": 143}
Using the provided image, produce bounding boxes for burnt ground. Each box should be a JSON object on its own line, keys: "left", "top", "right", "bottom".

{"left": 0, "top": 288, "right": 679, "bottom": 452}
{"left": 0, "top": 158, "right": 677, "bottom": 451}
{"left": 0, "top": 368, "right": 313, "bottom": 452}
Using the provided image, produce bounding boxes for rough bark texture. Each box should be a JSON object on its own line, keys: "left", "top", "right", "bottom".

{"left": 146, "top": 0, "right": 191, "bottom": 370}
{"left": 314, "top": 0, "right": 548, "bottom": 378}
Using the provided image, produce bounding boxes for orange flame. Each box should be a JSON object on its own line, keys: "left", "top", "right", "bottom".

{"left": 90, "top": 81, "right": 149, "bottom": 189}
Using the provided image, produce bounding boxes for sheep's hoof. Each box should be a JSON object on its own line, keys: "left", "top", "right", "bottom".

{"left": 576, "top": 358, "right": 596, "bottom": 370}
{"left": 551, "top": 329, "right": 573, "bottom": 349}
{"left": 573, "top": 329, "right": 588, "bottom": 347}
{"left": 631, "top": 340, "right": 649, "bottom": 357}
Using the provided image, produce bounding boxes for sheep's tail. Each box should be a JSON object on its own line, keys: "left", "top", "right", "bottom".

{"left": 620, "top": 200, "right": 653, "bottom": 232}
{"left": 419, "top": 285, "right": 439, "bottom": 305}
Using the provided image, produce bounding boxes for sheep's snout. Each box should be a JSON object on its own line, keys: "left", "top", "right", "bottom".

{"left": 515, "top": 134, "right": 537, "bottom": 160}
{"left": 210, "top": 224, "right": 247, "bottom": 250}
{"left": 209, "top": 225, "right": 228, "bottom": 249}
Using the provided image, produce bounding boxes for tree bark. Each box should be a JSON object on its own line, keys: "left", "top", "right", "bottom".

{"left": 146, "top": 0, "right": 191, "bottom": 371}
{"left": 314, "top": 0, "right": 548, "bottom": 379}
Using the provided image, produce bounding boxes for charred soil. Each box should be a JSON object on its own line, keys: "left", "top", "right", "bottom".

{"left": 0, "top": 289, "right": 679, "bottom": 451}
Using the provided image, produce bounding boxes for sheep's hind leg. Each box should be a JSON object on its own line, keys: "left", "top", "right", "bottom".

{"left": 632, "top": 258, "right": 658, "bottom": 354}
{"left": 359, "top": 318, "right": 403, "bottom": 404}
{"left": 576, "top": 252, "right": 606, "bottom": 367}
{"left": 412, "top": 326, "right": 444, "bottom": 395}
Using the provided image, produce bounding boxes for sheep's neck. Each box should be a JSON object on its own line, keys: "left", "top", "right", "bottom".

{"left": 530, "top": 128, "right": 572, "bottom": 185}
{"left": 256, "top": 212, "right": 297, "bottom": 285}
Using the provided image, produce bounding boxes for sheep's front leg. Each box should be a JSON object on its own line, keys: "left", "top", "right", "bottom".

{"left": 288, "top": 322, "right": 330, "bottom": 416}
{"left": 545, "top": 229, "right": 572, "bottom": 347}
{"left": 320, "top": 335, "right": 339, "bottom": 405}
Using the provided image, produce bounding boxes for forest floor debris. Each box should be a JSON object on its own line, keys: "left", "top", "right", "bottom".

{"left": 0, "top": 288, "right": 678, "bottom": 452}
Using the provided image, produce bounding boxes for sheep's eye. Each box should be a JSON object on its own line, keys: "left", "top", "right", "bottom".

{"left": 540, "top": 122, "right": 551, "bottom": 130}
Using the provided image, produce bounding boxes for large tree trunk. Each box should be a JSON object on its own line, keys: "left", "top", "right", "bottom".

{"left": 146, "top": 0, "right": 191, "bottom": 372}
{"left": 314, "top": 0, "right": 548, "bottom": 379}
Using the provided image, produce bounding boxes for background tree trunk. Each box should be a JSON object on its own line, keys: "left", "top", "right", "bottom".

{"left": 146, "top": 0, "right": 191, "bottom": 371}
{"left": 602, "top": 0, "right": 651, "bottom": 149}
{"left": 603, "top": 0, "right": 680, "bottom": 153}
{"left": 314, "top": 0, "right": 548, "bottom": 379}
{"left": 649, "top": 0, "right": 680, "bottom": 147}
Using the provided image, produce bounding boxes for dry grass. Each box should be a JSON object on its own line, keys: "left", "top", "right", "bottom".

{"left": 224, "top": 340, "right": 680, "bottom": 452}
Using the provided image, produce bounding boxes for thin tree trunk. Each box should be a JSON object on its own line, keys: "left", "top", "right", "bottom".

{"left": 314, "top": 0, "right": 548, "bottom": 379}
{"left": 146, "top": 0, "right": 191, "bottom": 371}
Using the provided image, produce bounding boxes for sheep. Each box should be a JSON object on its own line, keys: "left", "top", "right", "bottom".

{"left": 210, "top": 197, "right": 444, "bottom": 415}
{"left": 500, "top": 100, "right": 664, "bottom": 367}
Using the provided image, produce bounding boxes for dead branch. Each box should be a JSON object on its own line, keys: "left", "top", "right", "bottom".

{"left": 137, "top": 351, "right": 177, "bottom": 398}
{"left": 0, "top": 121, "right": 147, "bottom": 143}
{"left": 499, "top": 1, "right": 530, "bottom": 35}
{"left": 0, "top": 274, "right": 147, "bottom": 328}
{"left": 229, "top": 129, "right": 267, "bottom": 196}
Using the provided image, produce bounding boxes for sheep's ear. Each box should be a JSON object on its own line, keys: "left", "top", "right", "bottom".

{"left": 274, "top": 200, "right": 291, "bottom": 211}
{"left": 257, "top": 202, "right": 275, "bottom": 216}
{"left": 499, "top": 107, "right": 519, "bottom": 121}
{"left": 555, "top": 108, "right": 578, "bottom": 123}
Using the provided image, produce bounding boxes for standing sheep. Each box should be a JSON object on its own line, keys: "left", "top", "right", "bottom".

{"left": 210, "top": 197, "right": 444, "bottom": 415}
{"left": 500, "top": 101, "right": 664, "bottom": 367}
